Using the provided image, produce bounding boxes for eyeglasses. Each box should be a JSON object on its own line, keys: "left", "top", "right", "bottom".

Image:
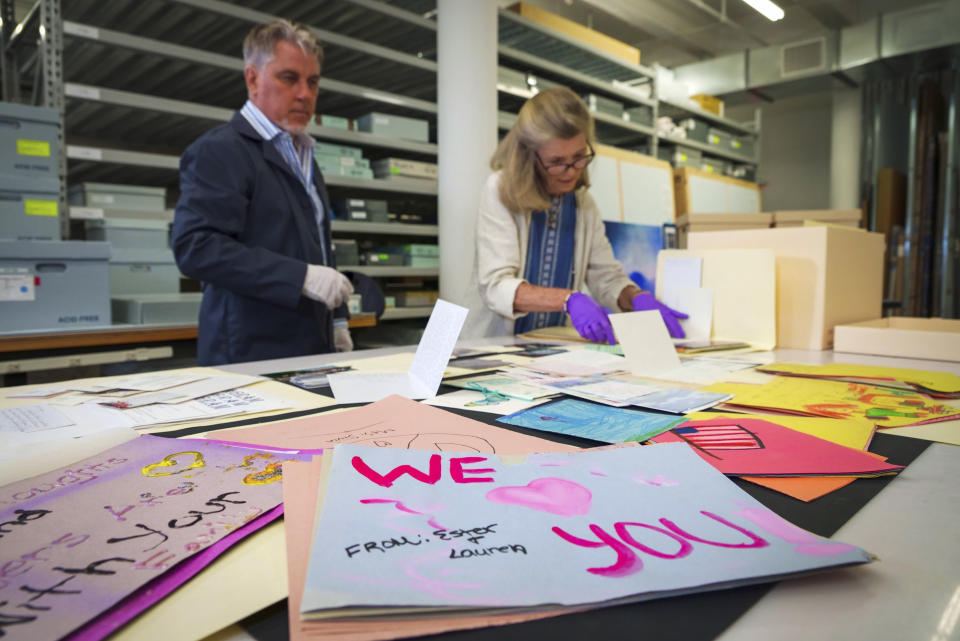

{"left": 535, "top": 144, "right": 595, "bottom": 176}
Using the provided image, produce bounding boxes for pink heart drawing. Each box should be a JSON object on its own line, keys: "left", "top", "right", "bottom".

{"left": 486, "top": 477, "right": 592, "bottom": 516}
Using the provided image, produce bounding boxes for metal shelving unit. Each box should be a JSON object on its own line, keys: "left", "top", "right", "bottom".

{"left": 381, "top": 306, "right": 432, "bottom": 320}
{"left": 495, "top": 7, "right": 760, "bottom": 171}
{"left": 4, "top": 0, "right": 443, "bottom": 333}
{"left": 347, "top": 266, "right": 438, "bottom": 278}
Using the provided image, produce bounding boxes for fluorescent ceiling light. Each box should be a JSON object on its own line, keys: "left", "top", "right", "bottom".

{"left": 740, "top": 0, "right": 785, "bottom": 21}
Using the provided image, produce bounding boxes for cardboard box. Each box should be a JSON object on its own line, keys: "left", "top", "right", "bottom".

{"left": 690, "top": 94, "right": 724, "bottom": 117}
{"left": 673, "top": 167, "right": 761, "bottom": 218}
{"left": 773, "top": 209, "right": 862, "bottom": 228}
{"left": 657, "top": 145, "right": 701, "bottom": 169}
{"left": 0, "top": 174, "right": 60, "bottom": 241}
{"left": 688, "top": 226, "right": 884, "bottom": 349}
{"left": 0, "top": 101, "right": 60, "bottom": 181}
{"left": 507, "top": 2, "right": 641, "bottom": 65}
{"left": 676, "top": 212, "right": 772, "bottom": 248}
{"left": 875, "top": 168, "right": 906, "bottom": 241}
{"left": 583, "top": 93, "right": 624, "bottom": 117}
{"left": 833, "top": 317, "right": 960, "bottom": 362}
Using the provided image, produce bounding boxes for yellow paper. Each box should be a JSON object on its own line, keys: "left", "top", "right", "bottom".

{"left": 706, "top": 377, "right": 960, "bottom": 428}
{"left": 758, "top": 362, "right": 960, "bottom": 393}
{"left": 16, "top": 138, "right": 50, "bottom": 156}
{"left": 24, "top": 199, "right": 58, "bottom": 216}
{"left": 656, "top": 249, "right": 777, "bottom": 350}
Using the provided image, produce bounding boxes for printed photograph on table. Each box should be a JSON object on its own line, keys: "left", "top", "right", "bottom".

{"left": 263, "top": 364, "right": 353, "bottom": 389}
{"left": 299, "top": 443, "right": 872, "bottom": 619}
{"left": 498, "top": 398, "right": 685, "bottom": 443}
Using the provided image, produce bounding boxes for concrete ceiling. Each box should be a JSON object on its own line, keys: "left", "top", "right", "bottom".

{"left": 497, "top": 0, "right": 928, "bottom": 69}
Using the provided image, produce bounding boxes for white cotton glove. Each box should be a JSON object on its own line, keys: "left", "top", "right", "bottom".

{"left": 302, "top": 264, "right": 353, "bottom": 308}
{"left": 334, "top": 324, "right": 353, "bottom": 352}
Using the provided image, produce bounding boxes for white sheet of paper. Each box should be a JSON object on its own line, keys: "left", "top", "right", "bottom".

{"left": 7, "top": 387, "right": 71, "bottom": 399}
{"left": 609, "top": 310, "right": 682, "bottom": 376}
{"left": 0, "top": 404, "right": 75, "bottom": 433}
{"left": 660, "top": 256, "right": 702, "bottom": 293}
{"left": 660, "top": 287, "right": 714, "bottom": 342}
{"left": 106, "top": 375, "right": 264, "bottom": 407}
{"left": 67, "top": 372, "right": 209, "bottom": 393}
{"left": 327, "top": 300, "right": 469, "bottom": 403}
{"left": 521, "top": 348, "right": 628, "bottom": 377}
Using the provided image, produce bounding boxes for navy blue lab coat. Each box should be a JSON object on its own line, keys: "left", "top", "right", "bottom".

{"left": 172, "top": 113, "right": 347, "bottom": 365}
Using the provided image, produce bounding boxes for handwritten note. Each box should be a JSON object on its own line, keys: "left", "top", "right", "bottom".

{"left": 0, "top": 435, "right": 300, "bottom": 641}
{"left": 300, "top": 443, "right": 871, "bottom": 619}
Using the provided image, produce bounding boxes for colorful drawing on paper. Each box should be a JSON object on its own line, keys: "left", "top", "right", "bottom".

{"left": 650, "top": 417, "right": 903, "bottom": 477}
{"left": 298, "top": 443, "right": 871, "bottom": 619}
{"left": 603, "top": 221, "right": 663, "bottom": 294}
{"left": 707, "top": 377, "right": 960, "bottom": 428}
{"left": 498, "top": 398, "right": 684, "bottom": 444}
{"left": 0, "top": 434, "right": 303, "bottom": 641}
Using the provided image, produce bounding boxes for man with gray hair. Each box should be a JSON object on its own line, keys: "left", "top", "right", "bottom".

{"left": 172, "top": 19, "right": 354, "bottom": 365}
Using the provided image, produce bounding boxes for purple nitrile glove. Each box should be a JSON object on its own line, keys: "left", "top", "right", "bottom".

{"left": 565, "top": 292, "right": 616, "bottom": 345}
{"left": 632, "top": 292, "right": 689, "bottom": 338}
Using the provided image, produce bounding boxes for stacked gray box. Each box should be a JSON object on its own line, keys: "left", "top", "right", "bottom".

{"left": 68, "top": 183, "right": 166, "bottom": 212}
{"left": 356, "top": 112, "right": 429, "bottom": 143}
{"left": 706, "top": 128, "right": 735, "bottom": 149}
{"left": 0, "top": 240, "right": 110, "bottom": 331}
{"left": 730, "top": 135, "right": 755, "bottom": 158}
{"left": 625, "top": 105, "right": 654, "bottom": 127}
{"left": 109, "top": 247, "right": 180, "bottom": 296}
{"left": 582, "top": 94, "right": 624, "bottom": 117}
{"left": 0, "top": 102, "right": 60, "bottom": 181}
{"left": 679, "top": 118, "right": 709, "bottom": 143}
{"left": 0, "top": 174, "right": 60, "bottom": 240}
{"left": 333, "top": 239, "right": 359, "bottom": 266}
{"left": 111, "top": 293, "right": 202, "bottom": 325}
{"left": 700, "top": 157, "right": 729, "bottom": 175}
{"left": 85, "top": 217, "right": 169, "bottom": 249}
{"left": 657, "top": 145, "right": 702, "bottom": 169}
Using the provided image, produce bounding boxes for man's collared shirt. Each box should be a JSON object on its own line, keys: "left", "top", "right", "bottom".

{"left": 240, "top": 100, "right": 328, "bottom": 265}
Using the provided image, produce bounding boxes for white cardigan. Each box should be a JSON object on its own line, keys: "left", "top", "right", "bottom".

{"left": 466, "top": 171, "right": 634, "bottom": 337}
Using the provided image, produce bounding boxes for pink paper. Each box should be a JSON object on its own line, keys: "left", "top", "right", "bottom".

{"left": 0, "top": 434, "right": 306, "bottom": 641}
{"left": 651, "top": 417, "right": 904, "bottom": 477}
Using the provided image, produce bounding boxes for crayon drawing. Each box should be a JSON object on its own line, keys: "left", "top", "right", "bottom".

{"left": 498, "top": 398, "right": 685, "bottom": 444}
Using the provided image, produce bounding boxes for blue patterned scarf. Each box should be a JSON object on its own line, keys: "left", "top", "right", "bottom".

{"left": 514, "top": 192, "right": 576, "bottom": 334}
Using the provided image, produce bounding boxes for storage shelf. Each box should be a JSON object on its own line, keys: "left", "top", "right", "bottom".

{"left": 498, "top": 47, "right": 655, "bottom": 108}
{"left": 658, "top": 97, "right": 757, "bottom": 137}
{"left": 381, "top": 307, "right": 433, "bottom": 320}
{"left": 658, "top": 136, "right": 757, "bottom": 164}
{"left": 498, "top": 9, "right": 654, "bottom": 83}
{"left": 69, "top": 206, "right": 175, "bottom": 222}
{"left": 345, "top": 266, "right": 439, "bottom": 277}
{"left": 66, "top": 83, "right": 437, "bottom": 157}
{"left": 324, "top": 175, "right": 438, "bottom": 195}
{"left": 331, "top": 221, "right": 438, "bottom": 236}
{"left": 62, "top": 21, "right": 438, "bottom": 117}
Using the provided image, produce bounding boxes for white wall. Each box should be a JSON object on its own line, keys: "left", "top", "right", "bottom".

{"left": 726, "top": 87, "right": 862, "bottom": 212}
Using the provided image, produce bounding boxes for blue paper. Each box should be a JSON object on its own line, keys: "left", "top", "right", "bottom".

{"left": 497, "top": 398, "right": 684, "bottom": 443}
{"left": 300, "top": 443, "right": 871, "bottom": 619}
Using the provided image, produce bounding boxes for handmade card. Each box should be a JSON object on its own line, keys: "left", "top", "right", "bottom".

{"left": 707, "top": 377, "right": 960, "bottom": 428}
{"left": 0, "top": 434, "right": 300, "bottom": 641}
{"left": 498, "top": 398, "right": 684, "bottom": 443}
{"left": 755, "top": 362, "right": 960, "bottom": 395}
{"left": 300, "top": 443, "right": 871, "bottom": 619}
{"left": 649, "top": 416, "right": 902, "bottom": 477}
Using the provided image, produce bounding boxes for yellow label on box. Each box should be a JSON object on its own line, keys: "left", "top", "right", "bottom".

{"left": 16, "top": 139, "right": 51, "bottom": 157}
{"left": 24, "top": 199, "right": 58, "bottom": 216}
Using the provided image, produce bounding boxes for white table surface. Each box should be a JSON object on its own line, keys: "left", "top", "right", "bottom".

{"left": 217, "top": 341, "right": 960, "bottom": 641}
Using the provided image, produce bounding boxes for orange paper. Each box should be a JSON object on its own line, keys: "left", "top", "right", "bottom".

{"left": 208, "top": 394, "right": 579, "bottom": 455}
{"left": 282, "top": 459, "right": 577, "bottom": 641}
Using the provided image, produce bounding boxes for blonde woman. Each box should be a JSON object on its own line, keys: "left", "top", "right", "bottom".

{"left": 472, "top": 86, "right": 686, "bottom": 343}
